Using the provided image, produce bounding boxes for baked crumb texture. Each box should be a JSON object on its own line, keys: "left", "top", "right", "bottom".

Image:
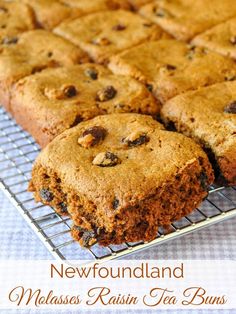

{"left": 161, "top": 81, "right": 236, "bottom": 186}
{"left": 10, "top": 64, "right": 159, "bottom": 147}
{"left": 54, "top": 9, "right": 169, "bottom": 64}
{"left": 0, "top": 1, "right": 36, "bottom": 42}
{"left": 139, "top": 0, "right": 236, "bottom": 41}
{"left": 0, "top": 29, "right": 89, "bottom": 110}
{"left": 0, "top": 0, "right": 234, "bottom": 248}
{"left": 128, "top": 0, "right": 154, "bottom": 11}
{"left": 29, "top": 114, "right": 214, "bottom": 246}
{"left": 192, "top": 17, "right": 236, "bottom": 60}
{"left": 108, "top": 40, "right": 236, "bottom": 104}
{"left": 21, "top": 0, "right": 132, "bottom": 30}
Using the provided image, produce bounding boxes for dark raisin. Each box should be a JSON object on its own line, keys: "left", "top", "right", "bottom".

{"left": 96, "top": 227, "right": 104, "bottom": 236}
{"left": 0, "top": 7, "right": 8, "bottom": 13}
{"left": 136, "top": 221, "right": 149, "bottom": 233}
{"left": 131, "top": 135, "right": 149, "bottom": 146}
{"left": 186, "top": 46, "right": 196, "bottom": 60}
{"left": 92, "top": 37, "right": 111, "bottom": 46}
{"left": 202, "top": 48, "right": 208, "bottom": 54}
{"left": 225, "top": 74, "right": 236, "bottom": 81}
{"left": 112, "top": 198, "right": 119, "bottom": 209}
{"left": 143, "top": 23, "right": 153, "bottom": 27}
{"left": 146, "top": 84, "right": 153, "bottom": 92}
{"left": 166, "top": 120, "right": 177, "bottom": 132}
{"left": 82, "top": 126, "right": 107, "bottom": 140}
{"left": 2, "top": 37, "right": 18, "bottom": 45}
{"left": 112, "top": 24, "right": 126, "bottom": 31}
{"left": 165, "top": 64, "right": 176, "bottom": 70}
{"left": 82, "top": 230, "right": 96, "bottom": 247}
{"left": 95, "top": 227, "right": 106, "bottom": 241}
{"left": 40, "top": 189, "right": 53, "bottom": 202}
{"left": 85, "top": 68, "right": 98, "bottom": 80}
{"left": 111, "top": 230, "right": 116, "bottom": 239}
{"left": 64, "top": 85, "right": 77, "bottom": 98}
{"left": 155, "top": 8, "right": 166, "bottom": 17}
{"left": 70, "top": 115, "right": 83, "bottom": 127}
{"left": 175, "top": 174, "right": 181, "bottom": 181}
{"left": 93, "top": 152, "right": 120, "bottom": 167}
{"left": 187, "top": 52, "right": 194, "bottom": 60}
{"left": 224, "top": 101, "right": 236, "bottom": 113}
{"left": 187, "top": 46, "right": 207, "bottom": 60}
{"left": 78, "top": 126, "right": 107, "bottom": 148}
{"left": 114, "top": 103, "right": 125, "bottom": 109}
{"left": 199, "top": 172, "right": 209, "bottom": 191}
{"left": 47, "top": 51, "right": 53, "bottom": 57}
{"left": 188, "top": 45, "right": 196, "bottom": 51}
{"left": 96, "top": 86, "right": 117, "bottom": 102}
{"left": 59, "top": 202, "right": 68, "bottom": 214}
{"left": 230, "top": 36, "right": 236, "bottom": 45}
{"left": 123, "top": 134, "right": 150, "bottom": 147}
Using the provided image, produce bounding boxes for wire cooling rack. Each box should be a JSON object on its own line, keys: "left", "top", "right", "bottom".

{"left": 0, "top": 107, "right": 236, "bottom": 261}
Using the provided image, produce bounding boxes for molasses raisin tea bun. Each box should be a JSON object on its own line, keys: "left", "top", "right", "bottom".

{"left": 29, "top": 114, "right": 214, "bottom": 246}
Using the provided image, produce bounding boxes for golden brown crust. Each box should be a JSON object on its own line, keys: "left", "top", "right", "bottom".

{"left": 0, "top": 1, "right": 36, "bottom": 42}
{"left": 161, "top": 81, "right": 236, "bottom": 185}
{"left": 21, "top": 0, "right": 80, "bottom": 30}
{"left": 54, "top": 10, "right": 169, "bottom": 63}
{"left": 192, "top": 18, "right": 236, "bottom": 60}
{"left": 139, "top": 0, "right": 236, "bottom": 41}
{"left": 22, "top": 0, "right": 131, "bottom": 30}
{"left": 0, "top": 29, "right": 89, "bottom": 110}
{"left": 109, "top": 40, "right": 236, "bottom": 103}
{"left": 61, "top": 0, "right": 132, "bottom": 11}
{"left": 29, "top": 113, "right": 214, "bottom": 246}
{"left": 10, "top": 64, "right": 160, "bottom": 147}
{"left": 128, "top": 0, "right": 153, "bottom": 10}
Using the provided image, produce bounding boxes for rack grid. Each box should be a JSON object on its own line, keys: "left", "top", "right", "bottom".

{"left": 0, "top": 107, "right": 235, "bottom": 262}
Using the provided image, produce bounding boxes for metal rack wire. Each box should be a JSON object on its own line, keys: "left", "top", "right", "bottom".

{"left": 0, "top": 107, "right": 236, "bottom": 261}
